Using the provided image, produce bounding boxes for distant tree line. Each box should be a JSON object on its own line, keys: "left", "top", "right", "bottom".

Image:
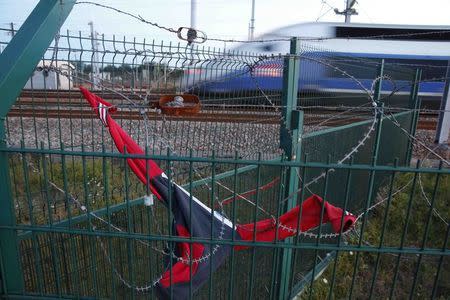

{"left": 70, "top": 61, "right": 184, "bottom": 79}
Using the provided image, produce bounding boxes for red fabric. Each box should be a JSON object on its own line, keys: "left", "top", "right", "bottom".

{"left": 80, "top": 87, "right": 164, "bottom": 200}
{"left": 80, "top": 87, "right": 118, "bottom": 115}
{"left": 235, "top": 194, "right": 356, "bottom": 250}
{"left": 80, "top": 88, "right": 358, "bottom": 291}
{"left": 159, "top": 225, "right": 205, "bottom": 288}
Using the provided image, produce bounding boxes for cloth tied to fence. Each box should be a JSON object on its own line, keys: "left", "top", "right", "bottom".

{"left": 79, "top": 87, "right": 356, "bottom": 299}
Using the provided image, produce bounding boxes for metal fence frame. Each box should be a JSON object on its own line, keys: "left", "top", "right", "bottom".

{"left": 0, "top": 1, "right": 449, "bottom": 299}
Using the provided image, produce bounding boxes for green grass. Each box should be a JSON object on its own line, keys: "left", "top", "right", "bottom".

{"left": 10, "top": 153, "right": 283, "bottom": 298}
{"left": 9, "top": 152, "right": 449, "bottom": 299}
{"left": 299, "top": 172, "right": 449, "bottom": 299}
{"left": 9, "top": 153, "right": 148, "bottom": 225}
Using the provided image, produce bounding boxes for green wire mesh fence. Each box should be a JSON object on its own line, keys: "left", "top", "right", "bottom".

{"left": 0, "top": 18, "right": 449, "bottom": 300}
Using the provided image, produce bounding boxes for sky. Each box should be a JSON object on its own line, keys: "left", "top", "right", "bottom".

{"left": 1, "top": 0, "right": 450, "bottom": 48}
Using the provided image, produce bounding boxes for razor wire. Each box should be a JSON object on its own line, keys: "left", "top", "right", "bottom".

{"left": 38, "top": 46, "right": 398, "bottom": 237}
{"left": 31, "top": 46, "right": 445, "bottom": 228}
{"left": 263, "top": 52, "right": 384, "bottom": 205}
{"left": 11, "top": 27, "right": 449, "bottom": 292}
{"left": 418, "top": 147, "right": 448, "bottom": 226}
{"left": 13, "top": 137, "right": 228, "bottom": 292}
{"left": 12, "top": 81, "right": 446, "bottom": 294}
{"left": 2, "top": 2, "right": 450, "bottom": 295}
{"left": 245, "top": 55, "right": 446, "bottom": 239}
{"left": 31, "top": 59, "right": 279, "bottom": 285}
{"left": 37, "top": 55, "right": 306, "bottom": 245}
{"left": 45, "top": 66, "right": 231, "bottom": 264}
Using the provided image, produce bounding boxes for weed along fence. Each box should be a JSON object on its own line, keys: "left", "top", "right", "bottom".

{"left": 0, "top": 1, "right": 449, "bottom": 299}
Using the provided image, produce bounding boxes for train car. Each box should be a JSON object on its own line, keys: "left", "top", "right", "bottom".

{"left": 182, "top": 22, "right": 450, "bottom": 104}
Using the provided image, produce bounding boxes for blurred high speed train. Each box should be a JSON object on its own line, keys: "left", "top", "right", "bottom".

{"left": 182, "top": 22, "right": 450, "bottom": 102}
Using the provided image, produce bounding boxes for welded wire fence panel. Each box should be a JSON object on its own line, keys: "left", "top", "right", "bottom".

{"left": 9, "top": 149, "right": 449, "bottom": 299}
{"left": 1, "top": 28, "right": 283, "bottom": 163}
{"left": 289, "top": 111, "right": 415, "bottom": 293}
{"left": 14, "top": 154, "right": 284, "bottom": 298}
{"left": 291, "top": 167, "right": 449, "bottom": 299}
{"left": 1, "top": 26, "right": 449, "bottom": 300}
{"left": 296, "top": 46, "right": 422, "bottom": 132}
{"left": 301, "top": 111, "right": 414, "bottom": 199}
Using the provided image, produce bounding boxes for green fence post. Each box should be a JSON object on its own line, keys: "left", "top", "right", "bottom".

{"left": 349, "top": 59, "right": 387, "bottom": 300}
{"left": 0, "top": 0, "right": 75, "bottom": 295}
{"left": 278, "top": 37, "right": 302, "bottom": 300}
{"left": 0, "top": 119, "right": 24, "bottom": 294}
{"left": 406, "top": 69, "right": 422, "bottom": 163}
{"left": 0, "top": 0, "right": 76, "bottom": 117}
{"left": 374, "top": 59, "right": 385, "bottom": 105}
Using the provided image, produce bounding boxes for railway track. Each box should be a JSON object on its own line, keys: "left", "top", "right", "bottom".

{"left": 7, "top": 107, "right": 437, "bottom": 130}
{"left": 8, "top": 108, "right": 280, "bottom": 124}
{"left": 10, "top": 89, "right": 438, "bottom": 130}
{"left": 19, "top": 89, "right": 164, "bottom": 100}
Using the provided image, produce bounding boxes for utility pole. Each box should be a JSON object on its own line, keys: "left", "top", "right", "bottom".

{"left": 191, "top": 0, "right": 197, "bottom": 28}
{"left": 344, "top": 0, "right": 354, "bottom": 23}
{"left": 88, "top": 21, "right": 100, "bottom": 88}
{"left": 186, "top": 0, "right": 197, "bottom": 65}
{"left": 248, "top": 0, "right": 256, "bottom": 40}
{"left": 334, "top": 0, "right": 358, "bottom": 23}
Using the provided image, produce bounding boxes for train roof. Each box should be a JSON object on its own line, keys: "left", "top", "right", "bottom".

{"left": 282, "top": 22, "right": 450, "bottom": 30}
{"left": 267, "top": 22, "right": 450, "bottom": 41}
{"left": 320, "top": 51, "right": 450, "bottom": 60}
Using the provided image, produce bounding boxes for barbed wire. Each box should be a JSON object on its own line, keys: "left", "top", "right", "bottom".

{"left": 9, "top": 24, "right": 449, "bottom": 290}
{"left": 34, "top": 63, "right": 252, "bottom": 291}
{"left": 75, "top": 1, "right": 178, "bottom": 34}
{"left": 74, "top": 1, "right": 450, "bottom": 44}
{"left": 13, "top": 135, "right": 227, "bottom": 292}
{"left": 269, "top": 53, "right": 384, "bottom": 205}
{"left": 43, "top": 39, "right": 447, "bottom": 234}
{"left": 1, "top": 1, "right": 448, "bottom": 294}
{"left": 11, "top": 104, "right": 447, "bottom": 293}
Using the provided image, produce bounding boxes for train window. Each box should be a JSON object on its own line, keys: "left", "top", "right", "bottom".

{"left": 385, "top": 59, "right": 448, "bottom": 81}
{"left": 325, "top": 55, "right": 379, "bottom": 79}
{"left": 336, "top": 26, "right": 450, "bottom": 41}
{"left": 323, "top": 55, "right": 448, "bottom": 81}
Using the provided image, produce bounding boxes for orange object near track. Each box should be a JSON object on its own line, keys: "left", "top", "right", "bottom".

{"left": 158, "top": 94, "right": 201, "bottom": 116}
